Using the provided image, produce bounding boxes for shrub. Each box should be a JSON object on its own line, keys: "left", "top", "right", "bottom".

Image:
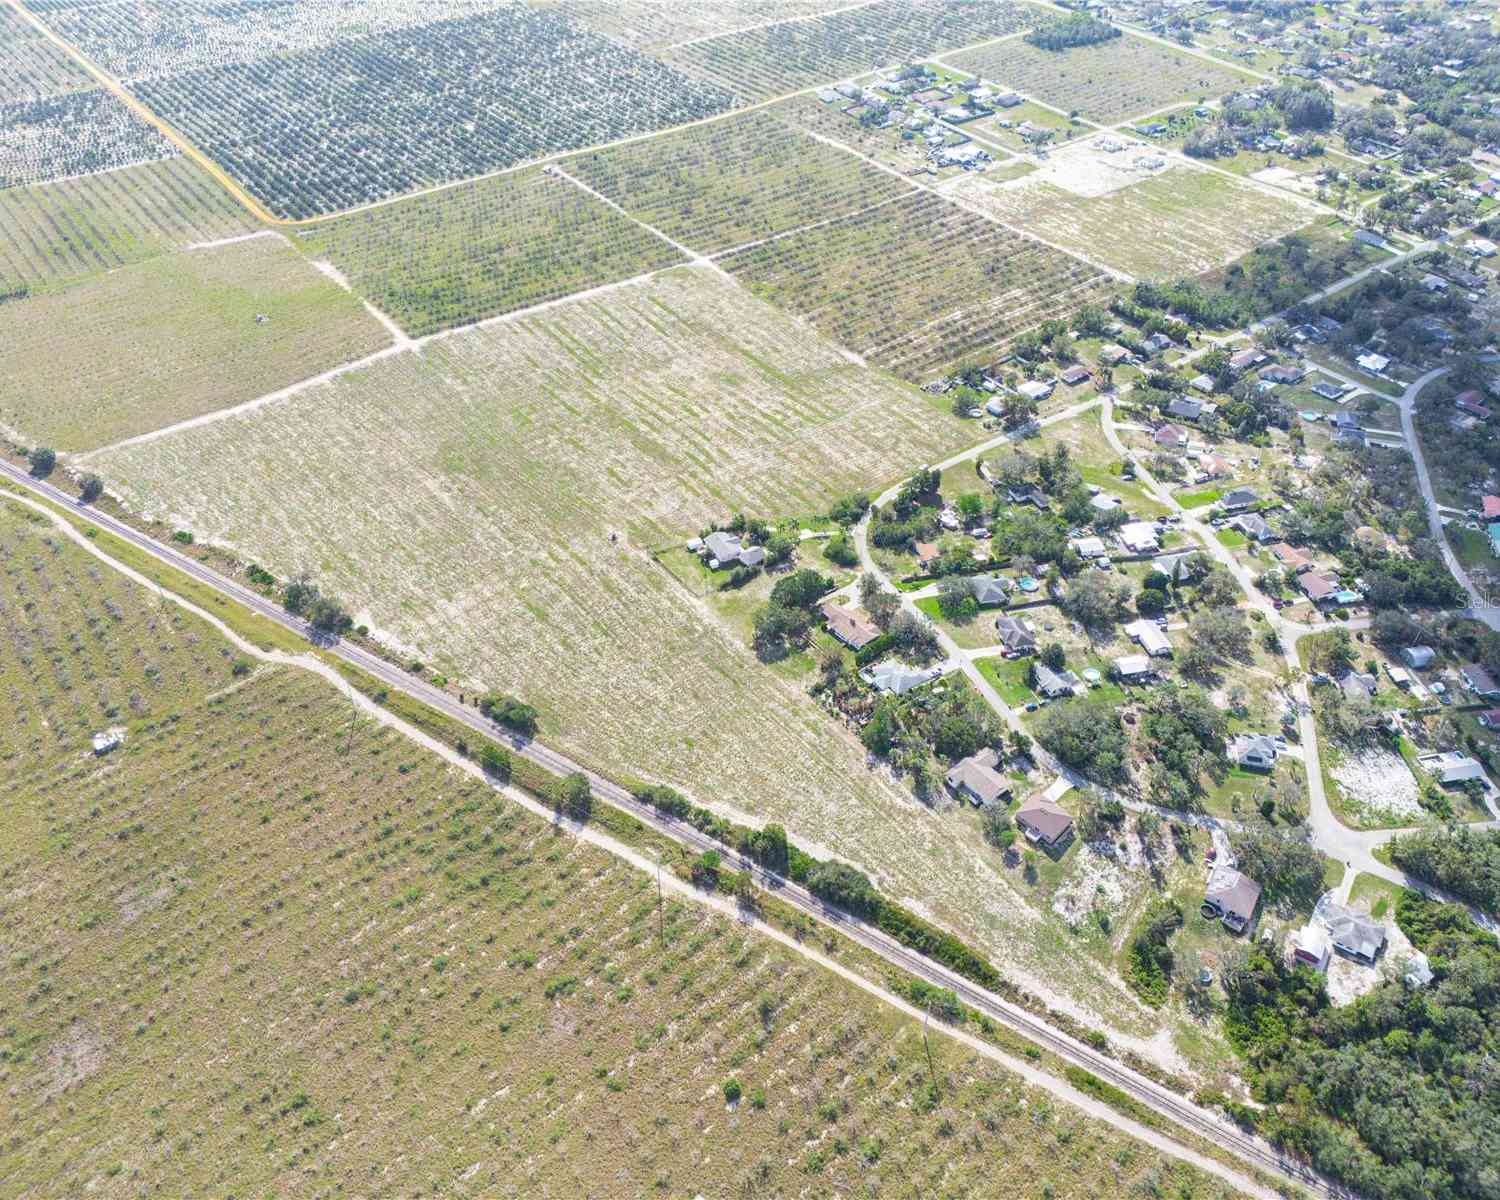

{"left": 479, "top": 693, "right": 539, "bottom": 737}
{"left": 478, "top": 743, "right": 512, "bottom": 781}
{"left": 554, "top": 771, "right": 592, "bottom": 821}
{"left": 78, "top": 474, "right": 104, "bottom": 503}
{"left": 723, "top": 1078, "right": 743, "bottom": 1104}
{"left": 26, "top": 446, "right": 56, "bottom": 476}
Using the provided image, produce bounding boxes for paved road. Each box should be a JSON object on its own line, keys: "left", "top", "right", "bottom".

{"left": 0, "top": 457, "right": 1340, "bottom": 1198}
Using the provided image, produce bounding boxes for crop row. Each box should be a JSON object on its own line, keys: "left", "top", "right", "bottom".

{"left": 553, "top": 0, "right": 858, "bottom": 51}
{"left": 130, "top": 7, "right": 736, "bottom": 219}
{"left": 948, "top": 32, "right": 1257, "bottom": 125}
{"left": 0, "top": 5, "right": 90, "bottom": 102}
{"left": 0, "top": 155, "right": 255, "bottom": 294}
{"left": 717, "top": 190, "right": 1116, "bottom": 380}
{"left": 36, "top": 0, "right": 518, "bottom": 81}
{"left": 664, "top": 0, "right": 1048, "bottom": 102}
{"left": 0, "top": 89, "right": 175, "bottom": 190}
{"left": 564, "top": 107, "right": 916, "bottom": 255}
{"left": 296, "top": 166, "right": 687, "bottom": 336}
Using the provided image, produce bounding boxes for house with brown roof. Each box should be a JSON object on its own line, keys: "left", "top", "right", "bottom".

{"left": 945, "top": 748, "right": 1012, "bottom": 807}
{"left": 1060, "top": 364, "right": 1092, "bottom": 386}
{"left": 1269, "top": 543, "right": 1312, "bottom": 572}
{"left": 994, "top": 615, "right": 1037, "bottom": 656}
{"left": 915, "top": 542, "right": 941, "bottom": 570}
{"left": 1015, "top": 796, "right": 1074, "bottom": 849}
{"left": 821, "top": 602, "right": 880, "bottom": 650}
{"left": 1203, "top": 865, "right": 1261, "bottom": 934}
{"left": 1098, "top": 344, "right": 1131, "bottom": 366}
{"left": 1299, "top": 572, "right": 1337, "bottom": 603}
{"left": 1153, "top": 423, "right": 1188, "bottom": 448}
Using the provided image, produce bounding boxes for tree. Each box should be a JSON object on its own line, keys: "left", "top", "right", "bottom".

{"left": 982, "top": 806, "right": 1014, "bottom": 849}
{"left": 861, "top": 695, "right": 902, "bottom": 756}
{"left": 78, "top": 474, "right": 103, "bottom": 504}
{"left": 937, "top": 575, "right": 977, "bottom": 621}
{"left": 480, "top": 693, "right": 540, "bottom": 737}
{"left": 807, "top": 860, "right": 879, "bottom": 917}
{"left": 828, "top": 492, "right": 870, "bottom": 526}
{"left": 555, "top": 771, "right": 593, "bottom": 822}
{"left": 1061, "top": 572, "right": 1128, "bottom": 637}
{"left": 478, "top": 742, "right": 512, "bottom": 781}
{"left": 1188, "top": 606, "right": 1253, "bottom": 663}
{"left": 26, "top": 446, "right": 55, "bottom": 477}
{"left": 307, "top": 595, "right": 352, "bottom": 633}
{"left": 1229, "top": 829, "right": 1325, "bottom": 912}
{"left": 744, "top": 823, "right": 790, "bottom": 874}
{"left": 764, "top": 531, "right": 797, "bottom": 567}
{"left": 770, "top": 568, "right": 834, "bottom": 610}
{"left": 1136, "top": 586, "right": 1168, "bottom": 617}
{"left": 1033, "top": 698, "right": 1127, "bottom": 780}
{"left": 283, "top": 575, "right": 319, "bottom": 616}
{"left": 752, "top": 601, "right": 811, "bottom": 660}
{"left": 1040, "top": 641, "right": 1066, "bottom": 670}
{"left": 1312, "top": 627, "right": 1357, "bottom": 675}
{"left": 1196, "top": 566, "right": 1241, "bottom": 609}
{"left": 888, "top": 611, "right": 940, "bottom": 661}
{"left": 823, "top": 532, "right": 858, "bottom": 567}
{"left": 956, "top": 491, "right": 985, "bottom": 523}
{"left": 933, "top": 713, "right": 984, "bottom": 761}
{"left": 860, "top": 574, "right": 900, "bottom": 629}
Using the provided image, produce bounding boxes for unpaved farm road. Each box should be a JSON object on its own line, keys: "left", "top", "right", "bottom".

{"left": 0, "top": 457, "right": 1338, "bottom": 1200}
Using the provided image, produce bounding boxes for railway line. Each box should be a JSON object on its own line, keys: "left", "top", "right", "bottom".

{"left": 0, "top": 455, "right": 1341, "bottom": 1197}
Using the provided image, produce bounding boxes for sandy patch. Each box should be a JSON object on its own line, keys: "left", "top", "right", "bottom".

{"left": 42, "top": 1026, "right": 106, "bottom": 1100}
{"left": 1021, "top": 134, "right": 1170, "bottom": 198}
{"left": 1329, "top": 747, "right": 1422, "bottom": 821}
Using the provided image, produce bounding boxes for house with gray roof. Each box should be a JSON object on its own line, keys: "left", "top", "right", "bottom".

{"left": 970, "top": 575, "right": 1010, "bottom": 606}
{"left": 1032, "top": 663, "right": 1080, "bottom": 698}
{"left": 1167, "top": 396, "right": 1204, "bottom": 422}
{"left": 1326, "top": 906, "right": 1386, "bottom": 964}
{"left": 994, "top": 615, "right": 1036, "bottom": 656}
{"left": 863, "top": 660, "right": 944, "bottom": 695}
{"left": 1229, "top": 733, "right": 1278, "bottom": 770}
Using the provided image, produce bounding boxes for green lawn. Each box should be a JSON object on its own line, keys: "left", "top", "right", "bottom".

{"left": 1216, "top": 529, "right": 1247, "bottom": 549}
{"left": 1347, "top": 872, "right": 1409, "bottom": 919}
{"left": 1175, "top": 488, "right": 1222, "bottom": 509}
{"left": 974, "top": 654, "right": 1036, "bottom": 705}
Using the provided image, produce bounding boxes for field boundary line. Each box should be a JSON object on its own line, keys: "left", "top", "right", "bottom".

{"left": 183, "top": 228, "right": 281, "bottom": 252}
{"left": 9, "top": 0, "right": 282, "bottom": 227}
{"left": 0, "top": 477, "right": 1287, "bottom": 1200}
{"left": 708, "top": 186, "right": 920, "bottom": 261}
{"left": 547, "top": 164, "right": 711, "bottom": 266}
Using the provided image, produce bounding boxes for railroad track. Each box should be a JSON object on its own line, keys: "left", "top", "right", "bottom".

{"left": 1, "top": 458, "right": 1340, "bottom": 1198}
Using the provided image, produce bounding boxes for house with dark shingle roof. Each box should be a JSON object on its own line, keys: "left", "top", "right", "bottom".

{"left": 1015, "top": 796, "right": 1074, "bottom": 849}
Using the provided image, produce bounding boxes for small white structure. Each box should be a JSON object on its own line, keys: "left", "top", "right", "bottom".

{"left": 1124, "top": 618, "right": 1171, "bottom": 657}
{"left": 92, "top": 730, "right": 123, "bottom": 755}
{"left": 1113, "top": 653, "right": 1153, "bottom": 680}
{"left": 1356, "top": 352, "right": 1391, "bottom": 374}
{"left": 1117, "top": 521, "right": 1160, "bottom": 554}
{"left": 1292, "top": 923, "right": 1331, "bottom": 971}
{"left": 1229, "top": 733, "right": 1278, "bottom": 770}
{"left": 1417, "top": 750, "right": 1485, "bottom": 785}
{"left": 863, "top": 661, "right": 945, "bottom": 695}
{"left": 1017, "top": 379, "right": 1054, "bottom": 402}
{"left": 1072, "top": 535, "right": 1107, "bottom": 559}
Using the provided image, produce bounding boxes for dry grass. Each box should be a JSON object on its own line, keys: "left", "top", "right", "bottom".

{"left": 946, "top": 33, "right": 1257, "bottom": 125}
{"left": 0, "top": 497, "right": 1241, "bottom": 1200}
{"left": 91, "top": 266, "right": 1167, "bottom": 1038}
{"left": 0, "top": 234, "right": 389, "bottom": 452}
{"left": 951, "top": 165, "right": 1316, "bottom": 280}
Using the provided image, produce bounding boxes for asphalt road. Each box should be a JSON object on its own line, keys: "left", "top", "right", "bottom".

{"left": 0, "top": 455, "right": 1339, "bottom": 1198}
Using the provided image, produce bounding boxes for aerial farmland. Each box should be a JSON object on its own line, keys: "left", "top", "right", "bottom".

{"left": 5, "top": 0, "right": 1498, "bottom": 1196}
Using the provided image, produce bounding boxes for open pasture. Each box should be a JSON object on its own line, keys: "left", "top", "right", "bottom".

{"left": 564, "top": 107, "right": 916, "bottom": 254}
{"left": 0, "top": 501, "right": 1230, "bottom": 1199}
{"left": 0, "top": 4, "right": 91, "bottom": 101}
{"left": 130, "top": 7, "right": 734, "bottom": 218}
{"left": 295, "top": 166, "right": 687, "bottom": 337}
{"left": 664, "top": 0, "right": 1047, "bottom": 102}
{"left": 91, "top": 267, "right": 1170, "bottom": 1035}
{"left": 947, "top": 33, "right": 1258, "bottom": 125}
{"left": 0, "top": 234, "right": 389, "bottom": 452}
{"left": 0, "top": 89, "right": 176, "bottom": 190}
{"left": 0, "top": 156, "right": 257, "bottom": 295}
{"left": 718, "top": 191, "right": 1116, "bottom": 380}
{"left": 542, "top": 0, "right": 863, "bottom": 50}
{"left": 951, "top": 163, "right": 1316, "bottom": 280}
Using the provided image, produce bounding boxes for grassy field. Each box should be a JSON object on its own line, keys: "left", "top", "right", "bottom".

{"left": 719, "top": 191, "right": 1115, "bottom": 382}
{"left": 0, "top": 498, "right": 1241, "bottom": 1200}
{"left": 981, "top": 101, "right": 1095, "bottom": 152}
{"left": 565, "top": 107, "right": 916, "bottom": 254}
{"left": 951, "top": 165, "right": 1315, "bottom": 279}
{"left": 92, "top": 264, "right": 1178, "bottom": 1041}
{"left": 0, "top": 5, "right": 91, "bottom": 101}
{"left": 0, "top": 235, "right": 389, "bottom": 452}
{"left": 664, "top": 0, "right": 1045, "bottom": 101}
{"left": 946, "top": 33, "right": 1258, "bottom": 125}
{"left": 295, "top": 166, "right": 688, "bottom": 337}
{"left": 0, "top": 156, "right": 258, "bottom": 295}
